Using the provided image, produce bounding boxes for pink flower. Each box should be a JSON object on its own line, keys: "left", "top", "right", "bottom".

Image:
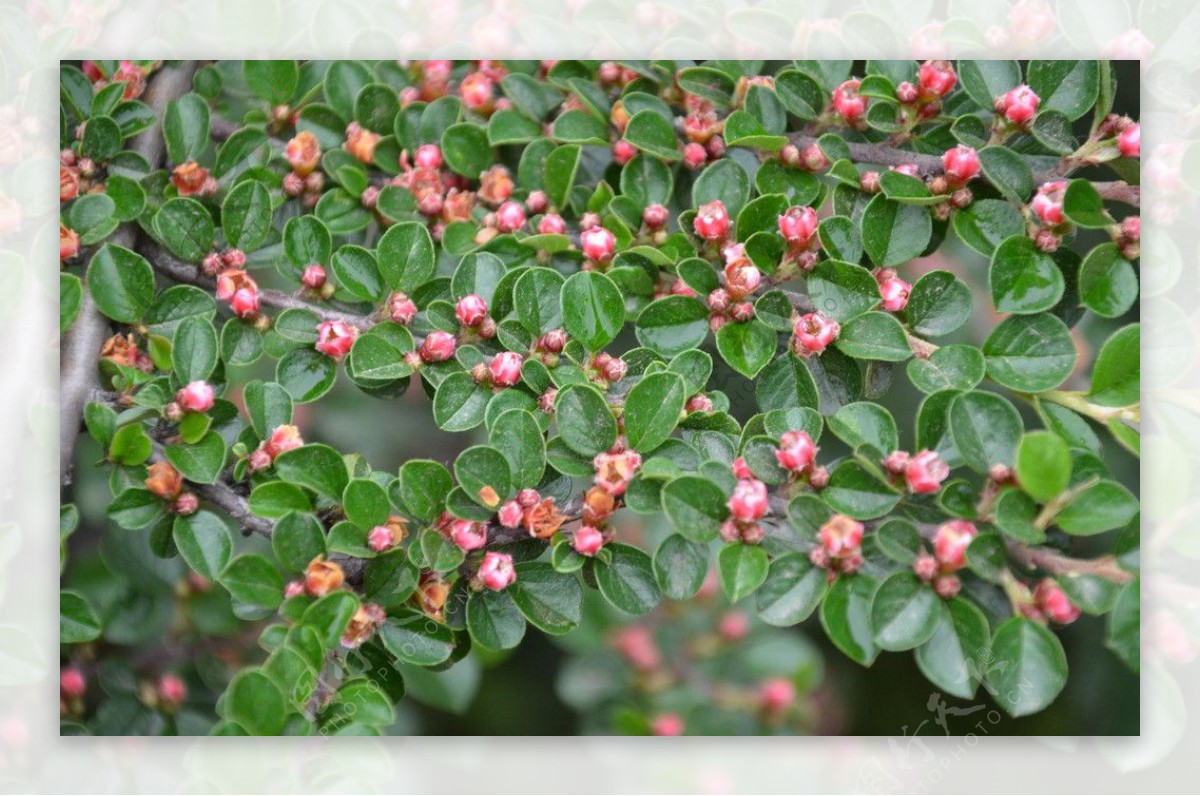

{"left": 285, "top": 131, "right": 321, "bottom": 176}
{"left": 176, "top": 381, "right": 215, "bottom": 413}
{"left": 1030, "top": 180, "right": 1068, "bottom": 225}
{"left": 917, "top": 60, "right": 957, "bottom": 100}
{"left": 775, "top": 430, "right": 818, "bottom": 473}
{"left": 877, "top": 270, "right": 912, "bottom": 312}
{"left": 459, "top": 72, "right": 494, "bottom": 112}
{"left": 1034, "top": 579, "right": 1081, "bottom": 625}
{"left": 419, "top": 331, "right": 458, "bottom": 363}
{"left": 1118, "top": 124, "right": 1140, "bottom": 158}
{"left": 497, "top": 500, "right": 524, "bottom": 528}
{"left": 905, "top": 449, "right": 949, "bottom": 494}
{"left": 731, "top": 457, "right": 754, "bottom": 480}
{"left": 478, "top": 551, "right": 517, "bottom": 591}
{"left": 216, "top": 269, "right": 260, "bottom": 319}
{"left": 538, "top": 213, "right": 566, "bottom": 235}
{"left": 778, "top": 205, "right": 819, "bottom": 246}
{"left": 933, "top": 519, "right": 978, "bottom": 570}
{"left": 792, "top": 312, "right": 840, "bottom": 357}
{"left": 580, "top": 226, "right": 617, "bottom": 262}
{"left": 157, "top": 674, "right": 187, "bottom": 706}
{"left": 682, "top": 141, "right": 707, "bottom": 169}
{"left": 832, "top": 79, "right": 867, "bottom": 121}
{"left": 315, "top": 320, "right": 358, "bottom": 360}
{"left": 456, "top": 294, "right": 488, "bottom": 327}
{"left": 489, "top": 351, "right": 523, "bottom": 387}
{"left": 450, "top": 519, "right": 487, "bottom": 551}
{"left": 693, "top": 199, "right": 730, "bottom": 241}
{"left": 759, "top": 677, "right": 796, "bottom": 712}
{"left": 414, "top": 144, "right": 443, "bottom": 170}
{"left": 539, "top": 329, "right": 567, "bottom": 352}
{"left": 301, "top": 264, "right": 327, "bottom": 290}
{"left": 495, "top": 200, "right": 526, "bottom": 233}
{"left": 728, "top": 478, "right": 769, "bottom": 522}
{"left": 388, "top": 291, "right": 418, "bottom": 325}
{"left": 651, "top": 713, "right": 685, "bottom": 736}
{"left": 942, "top": 145, "right": 981, "bottom": 182}
{"left": 819, "top": 514, "right": 865, "bottom": 556}
{"left": 367, "top": 525, "right": 396, "bottom": 552}
{"left": 593, "top": 450, "right": 641, "bottom": 495}
{"left": 613, "top": 139, "right": 637, "bottom": 165}
{"left": 60, "top": 668, "right": 86, "bottom": 698}
{"left": 264, "top": 425, "right": 303, "bottom": 459}
{"left": 997, "top": 85, "right": 1040, "bottom": 125}
{"left": 643, "top": 203, "right": 669, "bottom": 229}
{"left": 572, "top": 525, "right": 605, "bottom": 556}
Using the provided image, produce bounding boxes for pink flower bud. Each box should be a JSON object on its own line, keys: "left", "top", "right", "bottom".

{"left": 264, "top": 425, "right": 303, "bottom": 460}
{"left": 516, "top": 488, "right": 541, "bottom": 508}
{"left": 360, "top": 186, "right": 380, "bottom": 209}
{"left": 760, "top": 677, "right": 796, "bottom": 712}
{"left": 792, "top": 312, "right": 840, "bottom": 357}
{"left": 917, "top": 60, "right": 957, "bottom": 100}
{"left": 1030, "top": 180, "right": 1067, "bottom": 225}
{"left": 367, "top": 525, "right": 396, "bottom": 552}
{"left": 728, "top": 478, "right": 769, "bottom": 522}
{"left": 495, "top": 200, "right": 526, "bottom": 233}
{"left": 686, "top": 394, "right": 713, "bottom": 413}
{"left": 708, "top": 288, "right": 731, "bottom": 312}
{"left": 539, "top": 329, "right": 567, "bottom": 353}
{"left": 693, "top": 200, "right": 730, "bottom": 241}
{"left": 683, "top": 141, "right": 707, "bottom": 169}
{"left": 600, "top": 356, "right": 627, "bottom": 383}
{"left": 60, "top": 668, "right": 86, "bottom": 698}
{"left": 731, "top": 457, "right": 754, "bottom": 480}
{"left": 538, "top": 213, "right": 566, "bottom": 235}
{"left": 671, "top": 280, "right": 697, "bottom": 298}
{"left": 222, "top": 249, "right": 247, "bottom": 269}
{"left": 718, "top": 610, "right": 750, "bottom": 641}
{"left": 860, "top": 171, "right": 882, "bottom": 193}
{"left": 450, "top": 519, "right": 487, "bottom": 551}
{"left": 942, "top": 145, "right": 981, "bottom": 183}
{"left": 201, "top": 251, "right": 224, "bottom": 276}
{"left": 775, "top": 430, "right": 817, "bottom": 473}
{"left": 934, "top": 574, "right": 962, "bottom": 599}
{"left": 878, "top": 273, "right": 912, "bottom": 312}
{"left": 819, "top": 514, "right": 864, "bottom": 557}
{"left": 1034, "top": 579, "right": 1081, "bottom": 625}
{"left": 1118, "top": 123, "right": 1140, "bottom": 158}
{"left": 997, "top": 84, "right": 1040, "bottom": 125}
{"left": 414, "top": 144, "right": 443, "bottom": 170}
{"left": 933, "top": 519, "right": 978, "bottom": 570}
{"left": 497, "top": 500, "right": 524, "bottom": 528}
{"left": 882, "top": 450, "right": 911, "bottom": 475}
{"left": 580, "top": 226, "right": 617, "bottom": 262}
{"left": 457, "top": 294, "right": 489, "bottom": 327}
{"left": 613, "top": 139, "right": 637, "bottom": 165}
{"left": 800, "top": 143, "right": 829, "bottom": 172}
{"left": 173, "top": 492, "right": 199, "bottom": 516}
{"left": 157, "top": 674, "right": 187, "bottom": 706}
{"left": 572, "top": 525, "right": 605, "bottom": 556}
{"left": 578, "top": 211, "right": 602, "bottom": 231}
{"left": 176, "top": 380, "right": 215, "bottom": 413}
{"left": 832, "top": 79, "right": 867, "bottom": 121}
{"left": 419, "top": 331, "right": 458, "bottom": 363}
{"left": 913, "top": 553, "right": 938, "bottom": 581}
{"left": 905, "top": 449, "right": 949, "bottom": 494}
{"left": 459, "top": 72, "right": 494, "bottom": 112}
{"left": 388, "top": 291, "right": 418, "bottom": 325}
{"left": 723, "top": 261, "right": 761, "bottom": 300}
{"left": 478, "top": 551, "right": 517, "bottom": 591}
{"left": 247, "top": 448, "right": 273, "bottom": 473}
{"left": 808, "top": 466, "right": 829, "bottom": 489}
{"left": 285, "top": 131, "right": 321, "bottom": 177}
{"left": 778, "top": 205, "right": 819, "bottom": 246}
{"left": 301, "top": 264, "right": 326, "bottom": 289}
{"left": 651, "top": 713, "right": 685, "bottom": 736}
{"left": 1034, "top": 229, "right": 1060, "bottom": 252}
{"left": 315, "top": 319, "right": 358, "bottom": 360}
{"left": 284, "top": 579, "right": 306, "bottom": 598}
{"left": 489, "top": 351, "right": 524, "bottom": 387}
{"left": 719, "top": 518, "right": 742, "bottom": 543}
{"left": 896, "top": 81, "right": 919, "bottom": 103}
{"left": 230, "top": 288, "right": 260, "bottom": 318}
{"left": 642, "top": 203, "right": 668, "bottom": 229}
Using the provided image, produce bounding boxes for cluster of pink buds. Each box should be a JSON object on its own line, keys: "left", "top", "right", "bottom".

{"left": 941, "top": 145, "right": 981, "bottom": 185}
{"left": 913, "top": 519, "right": 979, "bottom": 598}
{"left": 590, "top": 352, "right": 628, "bottom": 384}
{"left": 492, "top": 200, "right": 526, "bottom": 233}
{"left": 777, "top": 205, "right": 820, "bottom": 270}
{"left": 1028, "top": 578, "right": 1082, "bottom": 625}
{"left": 791, "top": 311, "right": 840, "bottom": 358}
{"left": 831, "top": 79, "right": 867, "bottom": 126}
{"left": 883, "top": 449, "right": 950, "bottom": 494}
{"left": 476, "top": 551, "right": 517, "bottom": 591}
{"left": 493, "top": 490, "right": 567, "bottom": 539}
{"left": 995, "top": 84, "right": 1041, "bottom": 127}
{"left": 874, "top": 268, "right": 912, "bottom": 313}
{"left": 246, "top": 424, "right": 304, "bottom": 473}
{"left": 593, "top": 449, "right": 642, "bottom": 496}
{"left": 1113, "top": 215, "right": 1140, "bottom": 260}
{"left": 895, "top": 60, "right": 957, "bottom": 123}
{"left": 315, "top": 319, "right": 358, "bottom": 360}
{"left": 721, "top": 477, "right": 770, "bottom": 544}
{"left": 281, "top": 131, "right": 325, "bottom": 207}
{"left": 780, "top": 142, "right": 830, "bottom": 173}
{"left": 580, "top": 226, "right": 617, "bottom": 263}
{"left": 460, "top": 70, "right": 498, "bottom": 115}
{"left": 83, "top": 59, "right": 148, "bottom": 101}
{"left": 693, "top": 199, "right": 731, "bottom": 242}
{"left": 774, "top": 430, "right": 827, "bottom": 488}
{"left": 175, "top": 380, "right": 215, "bottom": 413}
{"left": 705, "top": 247, "right": 755, "bottom": 330}
{"left": 531, "top": 328, "right": 568, "bottom": 365}
{"left": 1030, "top": 180, "right": 1067, "bottom": 228}
{"left": 171, "top": 161, "right": 217, "bottom": 198}
{"left": 810, "top": 514, "right": 865, "bottom": 574}
{"left": 214, "top": 266, "right": 261, "bottom": 320}
{"left": 340, "top": 603, "right": 387, "bottom": 649}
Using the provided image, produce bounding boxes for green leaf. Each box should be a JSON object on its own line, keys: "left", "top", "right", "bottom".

{"left": 624, "top": 372, "right": 687, "bottom": 453}
{"left": 109, "top": 423, "right": 153, "bottom": 467}
{"left": 466, "top": 589, "right": 526, "bottom": 651}
{"left": 488, "top": 409, "right": 546, "bottom": 489}
{"left": 805, "top": 260, "right": 880, "bottom": 323}
{"left": 173, "top": 511, "right": 234, "bottom": 581}
{"left": 624, "top": 110, "right": 680, "bottom": 161}
{"left": 907, "top": 271, "right": 972, "bottom": 337}
{"left": 1078, "top": 243, "right": 1138, "bottom": 318}
{"left": 828, "top": 401, "right": 898, "bottom": 454}
{"left": 163, "top": 93, "right": 210, "bottom": 164}
{"left": 378, "top": 613, "right": 456, "bottom": 666}
{"left": 717, "top": 542, "right": 769, "bottom": 603}
{"left": 273, "top": 444, "right": 349, "bottom": 503}
{"left": 836, "top": 312, "right": 912, "bottom": 361}
{"left": 989, "top": 617, "right": 1069, "bottom": 717}
{"left": 979, "top": 146, "right": 1034, "bottom": 203}
{"left": 508, "top": 562, "right": 583, "bottom": 635}
{"left": 543, "top": 145, "right": 581, "bottom": 208}
{"left": 165, "top": 432, "right": 226, "bottom": 484}
{"left": 989, "top": 236, "right": 1065, "bottom": 314}
{"left": 1062, "top": 179, "right": 1111, "bottom": 228}
{"left": 1089, "top": 324, "right": 1139, "bottom": 407}
{"left": 820, "top": 574, "right": 880, "bottom": 666}
{"left": 958, "top": 60, "right": 1022, "bottom": 108}
{"left": 455, "top": 445, "right": 513, "bottom": 508}
{"left": 487, "top": 109, "right": 542, "bottom": 145}
{"left": 342, "top": 478, "right": 390, "bottom": 530}
{"left": 554, "top": 383, "right": 617, "bottom": 457}
{"left": 68, "top": 193, "right": 117, "bottom": 244}
{"left": 397, "top": 459, "right": 453, "bottom": 521}
{"left": 1031, "top": 110, "right": 1077, "bottom": 155}
{"left": 692, "top": 158, "right": 751, "bottom": 216}
{"left": 661, "top": 475, "right": 729, "bottom": 542}
{"left": 907, "top": 345, "right": 986, "bottom": 393}
{"left": 1015, "top": 430, "right": 1072, "bottom": 503}
{"left": 870, "top": 572, "right": 940, "bottom": 651}
{"left": 948, "top": 391, "right": 1022, "bottom": 473}
{"left": 677, "top": 66, "right": 735, "bottom": 104}
{"left": 244, "top": 381, "right": 292, "bottom": 437}
{"left": 561, "top": 271, "right": 625, "bottom": 352}
{"left": 860, "top": 195, "right": 931, "bottom": 267}
{"left": 634, "top": 296, "right": 710, "bottom": 357}
{"left": 86, "top": 244, "right": 155, "bottom": 323}
{"left": 283, "top": 215, "right": 332, "bottom": 268}
{"left": 60, "top": 273, "right": 82, "bottom": 334}
{"left": 754, "top": 553, "right": 826, "bottom": 626}
{"left": 277, "top": 348, "right": 338, "bottom": 403}
{"left": 1106, "top": 580, "right": 1139, "bottom": 672}
{"left": 249, "top": 482, "right": 313, "bottom": 519}
{"left": 224, "top": 669, "right": 289, "bottom": 735}
{"left": 154, "top": 197, "right": 214, "bottom": 262}
{"left": 757, "top": 354, "right": 820, "bottom": 412}
{"left": 355, "top": 83, "right": 399, "bottom": 133}
{"left": 243, "top": 60, "right": 298, "bottom": 104}
{"left": 983, "top": 313, "right": 1076, "bottom": 392}
{"left": 513, "top": 267, "right": 564, "bottom": 336}
{"left": 620, "top": 154, "right": 674, "bottom": 206}
{"left": 823, "top": 460, "right": 901, "bottom": 519}
{"left": 220, "top": 554, "right": 284, "bottom": 611}
{"left": 952, "top": 199, "right": 1025, "bottom": 257}
{"left": 1055, "top": 480, "right": 1138, "bottom": 535}
{"left": 61, "top": 590, "right": 102, "bottom": 643}
{"left": 552, "top": 109, "right": 609, "bottom": 145}
{"left": 81, "top": 115, "right": 122, "bottom": 161}
{"left": 915, "top": 597, "right": 990, "bottom": 700}
{"left": 328, "top": 678, "right": 396, "bottom": 727}
{"left": 653, "top": 534, "right": 709, "bottom": 600}
{"left": 442, "top": 122, "right": 493, "bottom": 178}
{"left": 221, "top": 180, "right": 273, "bottom": 251}
{"left": 171, "top": 315, "right": 218, "bottom": 384}
{"left": 272, "top": 512, "right": 327, "bottom": 573}
{"left": 331, "top": 245, "right": 384, "bottom": 303}
{"left": 594, "top": 543, "right": 660, "bottom": 615}
{"left": 715, "top": 319, "right": 777, "bottom": 378}
{"left": 1027, "top": 60, "right": 1099, "bottom": 121}
{"left": 106, "top": 488, "right": 163, "bottom": 530}
{"left": 432, "top": 371, "right": 490, "bottom": 432}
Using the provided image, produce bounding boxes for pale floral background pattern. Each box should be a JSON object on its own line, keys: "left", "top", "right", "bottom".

{"left": 3, "top": 0, "right": 1194, "bottom": 791}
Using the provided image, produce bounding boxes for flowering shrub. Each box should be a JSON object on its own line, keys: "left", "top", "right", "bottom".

{"left": 60, "top": 59, "right": 1139, "bottom": 735}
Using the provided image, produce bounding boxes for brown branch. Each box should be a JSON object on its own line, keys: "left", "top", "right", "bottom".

{"left": 1006, "top": 542, "right": 1135, "bottom": 585}
{"left": 61, "top": 61, "right": 201, "bottom": 487}
{"left": 787, "top": 134, "right": 1140, "bottom": 208}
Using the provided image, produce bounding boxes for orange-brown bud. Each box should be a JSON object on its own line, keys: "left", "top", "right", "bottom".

{"left": 285, "top": 131, "right": 321, "bottom": 177}
{"left": 171, "top": 161, "right": 214, "bottom": 197}
{"left": 304, "top": 556, "right": 345, "bottom": 597}
{"left": 524, "top": 497, "right": 567, "bottom": 539}
{"left": 477, "top": 165, "right": 514, "bottom": 207}
{"left": 100, "top": 333, "right": 139, "bottom": 367}
{"left": 417, "top": 572, "right": 451, "bottom": 622}
{"left": 582, "top": 485, "right": 616, "bottom": 526}
{"left": 344, "top": 122, "right": 380, "bottom": 164}
{"left": 144, "top": 461, "right": 184, "bottom": 501}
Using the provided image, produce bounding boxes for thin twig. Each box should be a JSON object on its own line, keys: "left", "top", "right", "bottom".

{"left": 1006, "top": 542, "right": 1135, "bottom": 585}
